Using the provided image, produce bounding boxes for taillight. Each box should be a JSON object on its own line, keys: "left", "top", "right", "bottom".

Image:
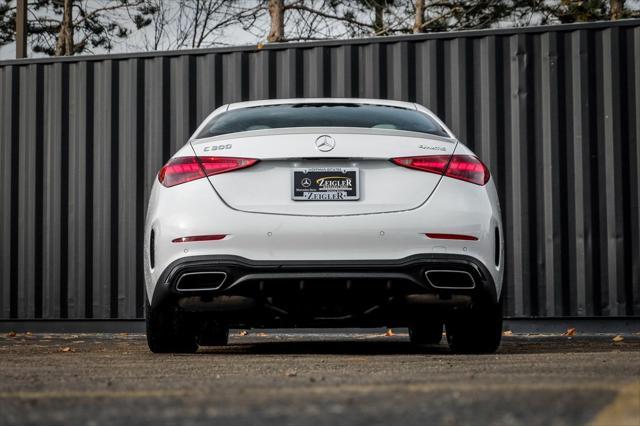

{"left": 158, "top": 156, "right": 258, "bottom": 187}
{"left": 391, "top": 155, "right": 490, "bottom": 186}
{"left": 445, "top": 155, "right": 490, "bottom": 185}
{"left": 391, "top": 155, "right": 449, "bottom": 175}
{"left": 158, "top": 157, "right": 205, "bottom": 187}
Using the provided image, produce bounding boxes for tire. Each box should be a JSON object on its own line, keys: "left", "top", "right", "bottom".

{"left": 409, "top": 321, "right": 443, "bottom": 345}
{"left": 145, "top": 298, "right": 198, "bottom": 354}
{"left": 197, "top": 322, "right": 229, "bottom": 346}
{"left": 445, "top": 298, "right": 503, "bottom": 354}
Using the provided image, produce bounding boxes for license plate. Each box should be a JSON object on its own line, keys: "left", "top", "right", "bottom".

{"left": 292, "top": 168, "right": 359, "bottom": 201}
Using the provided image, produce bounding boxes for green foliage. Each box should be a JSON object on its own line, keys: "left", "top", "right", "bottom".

{"left": 0, "top": 0, "right": 155, "bottom": 55}
{"left": 0, "top": 1, "right": 16, "bottom": 45}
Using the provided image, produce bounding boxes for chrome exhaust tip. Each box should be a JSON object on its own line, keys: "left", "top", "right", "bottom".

{"left": 425, "top": 270, "right": 475, "bottom": 290}
{"left": 176, "top": 271, "right": 227, "bottom": 292}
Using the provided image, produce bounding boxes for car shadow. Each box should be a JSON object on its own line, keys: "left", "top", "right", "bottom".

{"left": 195, "top": 335, "right": 640, "bottom": 356}
{"left": 200, "top": 339, "right": 450, "bottom": 355}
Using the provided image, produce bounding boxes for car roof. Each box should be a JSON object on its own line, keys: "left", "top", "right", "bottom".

{"left": 226, "top": 98, "right": 417, "bottom": 110}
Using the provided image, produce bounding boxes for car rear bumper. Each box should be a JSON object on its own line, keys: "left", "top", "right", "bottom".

{"left": 145, "top": 176, "right": 504, "bottom": 301}
{"left": 150, "top": 254, "right": 498, "bottom": 328}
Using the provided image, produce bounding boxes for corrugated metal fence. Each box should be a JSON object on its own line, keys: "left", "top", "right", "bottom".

{"left": 1, "top": 20, "right": 639, "bottom": 320}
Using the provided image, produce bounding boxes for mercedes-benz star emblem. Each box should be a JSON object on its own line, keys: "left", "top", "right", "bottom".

{"left": 301, "top": 178, "right": 312, "bottom": 188}
{"left": 315, "top": 135, "right": 336, "bottom": 152}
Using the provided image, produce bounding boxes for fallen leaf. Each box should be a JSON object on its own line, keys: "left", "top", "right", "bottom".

{"left": 256, "top": 42, "right": 265, "bottom": 50}
{"left": 384, "top": 328, "right": 394, "bottom": 337}
{"left": 255, "top": 332, "right": 268, "bottom": 337}
{"left": 25, "top": 331, "right": 33, "bottom": 336}
{"left": 60, "top": 347, "right": 73, "bottom": 353}
{"left": 238, "top": 331, "right": 248, "bottom": 336}
{"left": 563, "top": 327, "right": 576, "bottom": 337}
{"left": 503, "top": 330, "right": 513, "bottom": 336}
{"left": 612, "top": 335, "right": 624, "bottom": 342}
{"left": 286, "top": 369, "right": 297, "bottom": 377}
{"left": 6, "top": 331, "right": 16, "bottom": 338}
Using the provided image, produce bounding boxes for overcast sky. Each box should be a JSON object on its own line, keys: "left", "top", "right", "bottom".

{"left": 3, "top": 1, "right": 639, "bottom": 61}
{"left": 0, "top": 10, "right": 263, "bottom": 60}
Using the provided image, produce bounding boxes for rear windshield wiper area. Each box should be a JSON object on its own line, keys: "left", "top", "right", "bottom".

{"left": 196, "top": 103, "right": 449, "bottom": 139}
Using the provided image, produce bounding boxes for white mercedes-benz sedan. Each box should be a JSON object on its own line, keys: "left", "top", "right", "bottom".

{"left": 144, "top": 98, "right": 504, "bottom": 354}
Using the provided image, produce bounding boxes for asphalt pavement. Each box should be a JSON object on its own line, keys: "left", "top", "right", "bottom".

{"left": 0, "top": 330, "right": 639, "bottom": 426}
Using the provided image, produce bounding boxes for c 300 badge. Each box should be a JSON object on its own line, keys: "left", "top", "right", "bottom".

{"left": 204, "top": 143, "right": 232, "bottom": 152}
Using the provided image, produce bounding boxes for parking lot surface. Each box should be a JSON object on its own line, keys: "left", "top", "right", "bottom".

{"left": 0, "top": 331, "right": 639, "bottom": 426}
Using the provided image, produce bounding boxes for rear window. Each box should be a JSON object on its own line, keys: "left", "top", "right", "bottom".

{"left": 196, "top": 103, "right": 449, "bottom": 138}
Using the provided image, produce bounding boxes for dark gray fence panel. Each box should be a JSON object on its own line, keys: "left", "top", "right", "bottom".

{"left": 0, "top": 66, "right": 13, "bottom": 319}
{"left": 1, "top": 20, "right": 639, "bottom": 320}
{"left": 67, "top": 61, "right": 88, "bottom": 319}
{"left": 632, "top": 27, "right": 640, "bottom": 318}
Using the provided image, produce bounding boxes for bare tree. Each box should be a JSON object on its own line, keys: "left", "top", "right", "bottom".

{"left": 141, "top": 0, "right": 169, "bottom": 50}
{"left": 6, "top": 0, "right": 640, "bottom": 55}
{"left": 279, "top": 1, "right": 398, "bottom": 38}
{"left": 0, "top": 0, "right": 155, "bottom": 56}
{"left": 413, "top": 0, "right": 424, "bottom": 33}
{"left": 371, "top": 0, "right": 387, "bottom": 35}
{"left": 236, "top": 0, "right": 361, "bottom": 43}
{"left": 54, "top": 0, "right": 72, "bottom": 55}
{"left": 304, "top": 0, "right": 518, "bottom": 36}
{"left": 611, "top": 0, "right": 624, "bottom": 19}
{"left": 268, "top": 0, "right": 284, "bottom": 41}
{"left": 141, "top": 0, "right": 261, "bottom": 50}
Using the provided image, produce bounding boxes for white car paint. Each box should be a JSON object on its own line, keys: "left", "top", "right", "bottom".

{"left": 144, "top": 99, "right": 503, "bottom": 305}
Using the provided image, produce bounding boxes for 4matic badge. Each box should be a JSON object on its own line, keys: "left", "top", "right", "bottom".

{"left": 418, "top": 144, "right": 446, "bottom": 152}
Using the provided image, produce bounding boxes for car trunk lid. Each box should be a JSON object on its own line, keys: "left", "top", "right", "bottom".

{"left": 190, "top": 128, "right": 457, "bottom": 216}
